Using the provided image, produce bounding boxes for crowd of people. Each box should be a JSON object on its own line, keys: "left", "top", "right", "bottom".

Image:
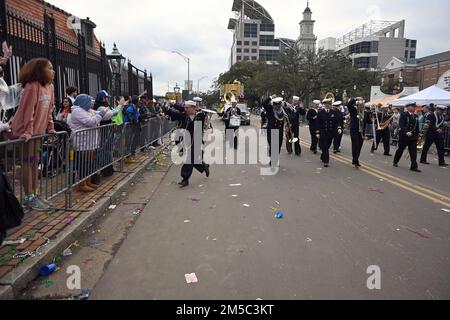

{"left": 0, "top": 49, "right": 169, "bottom": 213}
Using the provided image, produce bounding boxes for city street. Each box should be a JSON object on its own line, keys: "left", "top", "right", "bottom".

{"left": 89, "top": 117, "right": 450, "bottom": 300}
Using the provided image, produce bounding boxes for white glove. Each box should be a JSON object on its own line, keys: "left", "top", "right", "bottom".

{"left": 338, "top": 129, "right": 342, "bottom": 135}
{"left": 0, "top": 122, "right": 10, "bottom": 133}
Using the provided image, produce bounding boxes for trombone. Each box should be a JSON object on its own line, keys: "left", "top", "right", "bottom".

{"left": 283, "top": 104, "right": 299, "bottom": 144}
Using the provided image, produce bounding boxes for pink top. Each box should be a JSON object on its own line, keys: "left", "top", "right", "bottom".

{"left": 11, "top": 82, "right": 55, "bottom": 140}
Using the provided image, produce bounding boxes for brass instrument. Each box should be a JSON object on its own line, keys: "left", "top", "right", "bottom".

{"left": 201, "top": 109, "right": 217, "bottom": 131}
{"left": 417, "top": 121, "right": 430, "bottom": 150}
{"left": 283, "top": 105, "right": 299, "bottom": 144}
{"left": 324, "top": 92, "right": 336, "bottom": 104}
{"left": 376, "top": 109, "right": 395, "bottom": 131}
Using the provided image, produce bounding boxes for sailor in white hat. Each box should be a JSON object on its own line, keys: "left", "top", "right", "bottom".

{"left": 306, "top": 100, "right": 322, "bottom": 153}
{"left": 371, "top": 105, "right": 393, "bottom": 156}
{"left": 261, "top": 96, "right": 287, "bottom": 166}
{"left": 193, "top": 97, "right": 203, "bottom": 110}
{"left": 316, "top": 98, "right": 342, "bottom": 167}
{"left": 419, "top": 104, "right": 448, "bottom": 167}
{"left": 283, "top": 96, "right": 305, "bottom": 156}
{"left": 332, "top": 101, "right": 345, "bottom": 154}
{"left": 162, "top": 100, "right": 211, "bottom": 188}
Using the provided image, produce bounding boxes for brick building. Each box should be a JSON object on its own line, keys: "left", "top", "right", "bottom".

{"left": 383, "top": 51, "right": 450, "bottom": 90}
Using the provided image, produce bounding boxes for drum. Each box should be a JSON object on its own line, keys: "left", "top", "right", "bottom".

{"left": 229, "top": 115, "right": 241, "bottom": 128}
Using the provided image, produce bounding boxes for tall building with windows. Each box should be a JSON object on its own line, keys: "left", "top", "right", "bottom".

{"left": 331, "top": 20, "right": 417, "bottom": 70}
{"left": 228, "top": 0, "right": 281, "bottom": 66}
{"left": 298, "top": 1, "right": 317, "bottom": 52}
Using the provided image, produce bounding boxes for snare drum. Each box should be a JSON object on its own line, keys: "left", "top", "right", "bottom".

{"left": 229, "top": 115, "right": 241, "bottom": 128}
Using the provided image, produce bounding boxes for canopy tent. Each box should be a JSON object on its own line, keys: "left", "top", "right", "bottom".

{"left": 393, "top": 85, "right": 450, "bottom": 106}
{"left": 370, "top": 94, "right": 401, "bottom": 106}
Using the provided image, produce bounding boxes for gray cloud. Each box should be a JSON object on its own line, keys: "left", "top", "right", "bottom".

{"left": 50, "top": 0, "right": 450, "bottom": 95}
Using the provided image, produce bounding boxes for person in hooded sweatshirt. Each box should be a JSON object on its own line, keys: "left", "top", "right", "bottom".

{"left": 68, "top": 94, "right": 108, "bottom": 192}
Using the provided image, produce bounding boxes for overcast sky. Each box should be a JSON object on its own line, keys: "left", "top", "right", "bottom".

{"left": 50, "top": 0, "right": 450, "bottom": 95}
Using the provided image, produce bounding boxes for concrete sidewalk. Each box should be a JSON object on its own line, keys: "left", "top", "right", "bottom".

{"left": 0, "top": 138, "right": 172, "bottom": 299}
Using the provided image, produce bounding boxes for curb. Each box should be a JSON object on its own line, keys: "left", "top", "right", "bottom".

{"left": 0, "top": 142, "right": 171, "bottom": 300}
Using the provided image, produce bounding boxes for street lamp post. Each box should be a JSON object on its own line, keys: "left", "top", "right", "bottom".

{"left": 172, "top": 51, "right": 190, "bottom": 92}
{"left": 107, "top": 43, "right": 126, "bottom": 98}
{"left": 197, "top": 76, "right": 208, "bottom": 94}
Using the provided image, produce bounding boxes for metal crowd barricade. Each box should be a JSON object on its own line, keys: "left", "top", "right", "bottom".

{"left": 1, "top": 118, "right": 177, "bottom": 209}
{"left": 444, "top": 125, "right": 450, "bottom": 151}
{"left": 0, "top": 132, "right": 70, "bottom": 207}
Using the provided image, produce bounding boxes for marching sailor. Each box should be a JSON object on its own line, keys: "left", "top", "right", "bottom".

{"left": 263, "top": 96, "right": 285, "bottom": 165}
{"left": 371, "top": 105, "right": 393, "bottom": 156}
{"left": 347, "top": 97, "right": 370, "bottom": 167}
{"left": 224, "top": 100, "right": 242, "bottom": 150}
{"left": 306, "top": 100, "right": 321, "bottom": 154}
{"left": 316, "top": 99, "right": 342, "bottom": 167}
{"left": 332, "top": 101, "right": 345, "bottom": 154}
{"left": 163, "top": 100, "right": 210, "bottom": 187}
{"left": 393, "top": 102, "right": 421, "bottom": 172}
{"left": 284, "top": 96, "right": 306, "bottom": 156}
{"left": 420, "top": 105, "right": 448, "bottom": 167}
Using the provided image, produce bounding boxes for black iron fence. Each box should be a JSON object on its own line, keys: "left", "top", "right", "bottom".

{"left": 0, "top": 0, "right": 152, "bottom": 104}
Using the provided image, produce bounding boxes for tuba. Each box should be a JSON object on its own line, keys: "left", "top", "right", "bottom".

{"left": 324, "top": 92, "right": 336, "bottom": 104}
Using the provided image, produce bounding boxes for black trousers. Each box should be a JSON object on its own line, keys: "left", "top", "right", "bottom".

{"left": 267, "top": 128, "right": 284, "bottom": 158}
{"left": 333, "top": 131, "right": 343, "bottom": 152}
{"left": 420, "top": 133, "right": 445, "bottom": 165}
{"left": 309, "top": 125, "right": 318, "bottom": 151}
{"left": 225, "top": 126, "right": 239, "bottom": 149}
{"left": 286, "top": 126, "right": 301, "bottom": 155}
{"left": 350, "top": 131, "right": 364, "bottom": 164}
{"left": 394, "top": 138, "right": 418, "bottom": 170}
{"left": 319, "top": 133, "right": 334, "bottom": 164}
{"left": 181, "top": 148, "right": 207, "bottom": 181}
{"left": 374, "top": 128, "right": 391, "bottom": 154}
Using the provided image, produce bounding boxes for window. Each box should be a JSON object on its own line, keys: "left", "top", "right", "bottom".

{"left": 244, "top": 41, "right": 250, "bottom": 46}
{"left": 244, "top": 23, "right": 258, "bottom": 38}
{"left": 237, "top": 48, "right": 242, "bottom": 53}
{"left": 405, "top": 50, "right": 409, "bottom": 59}
{"left": 260, "top": 35, "right": 278, "bottom": 46}
{"left": 237, "top": 56, "right": 242, "bottom": 61}
{"left": 251, "top": 56, "right": 257, "bottom": 61}
{"left": 252, "top": 49, "right": 257, "bottom": 53}
{"left": 237, "top": 41, "right": 242, "bottom": 45}
{"left": 411, "top": 40, "right": 417, "bottom": 48}
{"left": 244, "top": 56, "right": 250, "bottom": 61}
{"left": 406, "top": 39, "right": 410, "bottom": 47}
{"left": 85, "top": 26, "right": 94, "bottom": 47}
{"left": 259, "top": 50, "right": 279, "bottom": 62}
{"left": 410, "top": 51, "right": 416, "bottom": 59}
{"left": 260, "top": 24, "right": 275, "bottom": 32}
{"left": 252, "top": 41, "right": 258, "bottom": 46}
{"left": 244, "top": 49, "right": 249, "bottom": 53}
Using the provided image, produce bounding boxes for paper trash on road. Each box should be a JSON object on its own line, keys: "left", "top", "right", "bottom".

{"left": 184, "top": 220, "right": 191, "bottom": 223}
{"left": 108, "top": 205, "right": 117, "bottom": 210}
{"left": 229, "top": 184, "right": 242, "bottom": 187}
{"left": 185, "top": 273, "right": 198, "bottom": 284}
{"left": 243, "top": 204, "right": 251, "bottom": 208}
{"left": 441, "top": 209, "right": 450, "bottom": 213}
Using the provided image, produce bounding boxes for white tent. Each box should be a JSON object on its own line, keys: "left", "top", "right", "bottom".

{"left": 394, "top": 85, "right": 450, "bottom": 106}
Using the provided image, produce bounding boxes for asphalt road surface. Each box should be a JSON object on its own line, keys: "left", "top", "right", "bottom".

{"left": 91, "top": 116, "right": 450, "bottom": 300}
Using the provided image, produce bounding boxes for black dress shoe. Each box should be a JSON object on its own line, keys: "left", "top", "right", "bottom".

{"left": 178, "top": 179, "right": 189, "bottom": 188}
{"left": 411, "top": 168, "right": 422, "bottom": 173}
{"left": 420, "top": 161, "right": 430, "bottom": 165}
{"left": 384, "top": 154, "right": 392, "bottom": 157}
{"left": 393, "top": 163, "right": 398, "bottom": 167}
{"left": 313, "top": 151, "right": 318, "bottom": 155}
{"left": 205, "top": 165, "right": 210, "bottom": 178}
{"left": 439, "top": 163, "right": 449, "bottom": 167}
{"left": 324, "top": 163, "right": 329, "bottom": 168}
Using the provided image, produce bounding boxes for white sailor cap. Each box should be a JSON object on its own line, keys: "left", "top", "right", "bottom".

{"left": 313, "top": 100, "right": 321, "bottom": 105}
{"left": 333, "top": 101, "right": 342, "bottom": 107}
{"left": 292, "top": 96, "right": 300, "bottom": 101}
{"left": 184, "top": 100, "right": 196, "bottom": 107}
{"left": 381, "top": 105, "right": 389, "bottom": 109}
{"left": 436, "top": 105, "right": 447, "bottom": 110}
{"left": 322, "top": 99, "right": 333, "bottom": 104}
{"left": 193, "top": 97, "right": 203, "bottom": 102}
{"left": 272, "top": 97, "right": 284, "bottom": 104}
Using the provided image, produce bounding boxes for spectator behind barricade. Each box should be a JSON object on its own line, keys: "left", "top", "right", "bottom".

{"left": 66, "top": 86, "right": 78, "bottom": 105}
{"left": 94, "top": 90, "right": 115, "bottom": 125}
{"left": 123, "top": 95, "right": 141, "bottom": 163}
{"left": 10, "top": 58, "right": 57, "bottom": 211}
{"left": 68, "top": 94, "right": 108, "bottom": 193}
{"left": 138, "top": 95, "right": 152, "bottom": 122}
{"left": 56, "top": 97, "right": 72, "bottom": 123}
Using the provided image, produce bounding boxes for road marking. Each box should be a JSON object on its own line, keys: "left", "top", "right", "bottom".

{"left": 298, "top": 141, "right": 450, "bottom": 208}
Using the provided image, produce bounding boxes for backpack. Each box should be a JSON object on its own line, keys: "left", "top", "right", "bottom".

{"left": 0, "top": 172, "right": 24, "bottom": 234}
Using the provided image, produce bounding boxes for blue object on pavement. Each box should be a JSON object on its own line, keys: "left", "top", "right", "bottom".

{"left": 40, "top": 263, "right": 57, "bottom": 276}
